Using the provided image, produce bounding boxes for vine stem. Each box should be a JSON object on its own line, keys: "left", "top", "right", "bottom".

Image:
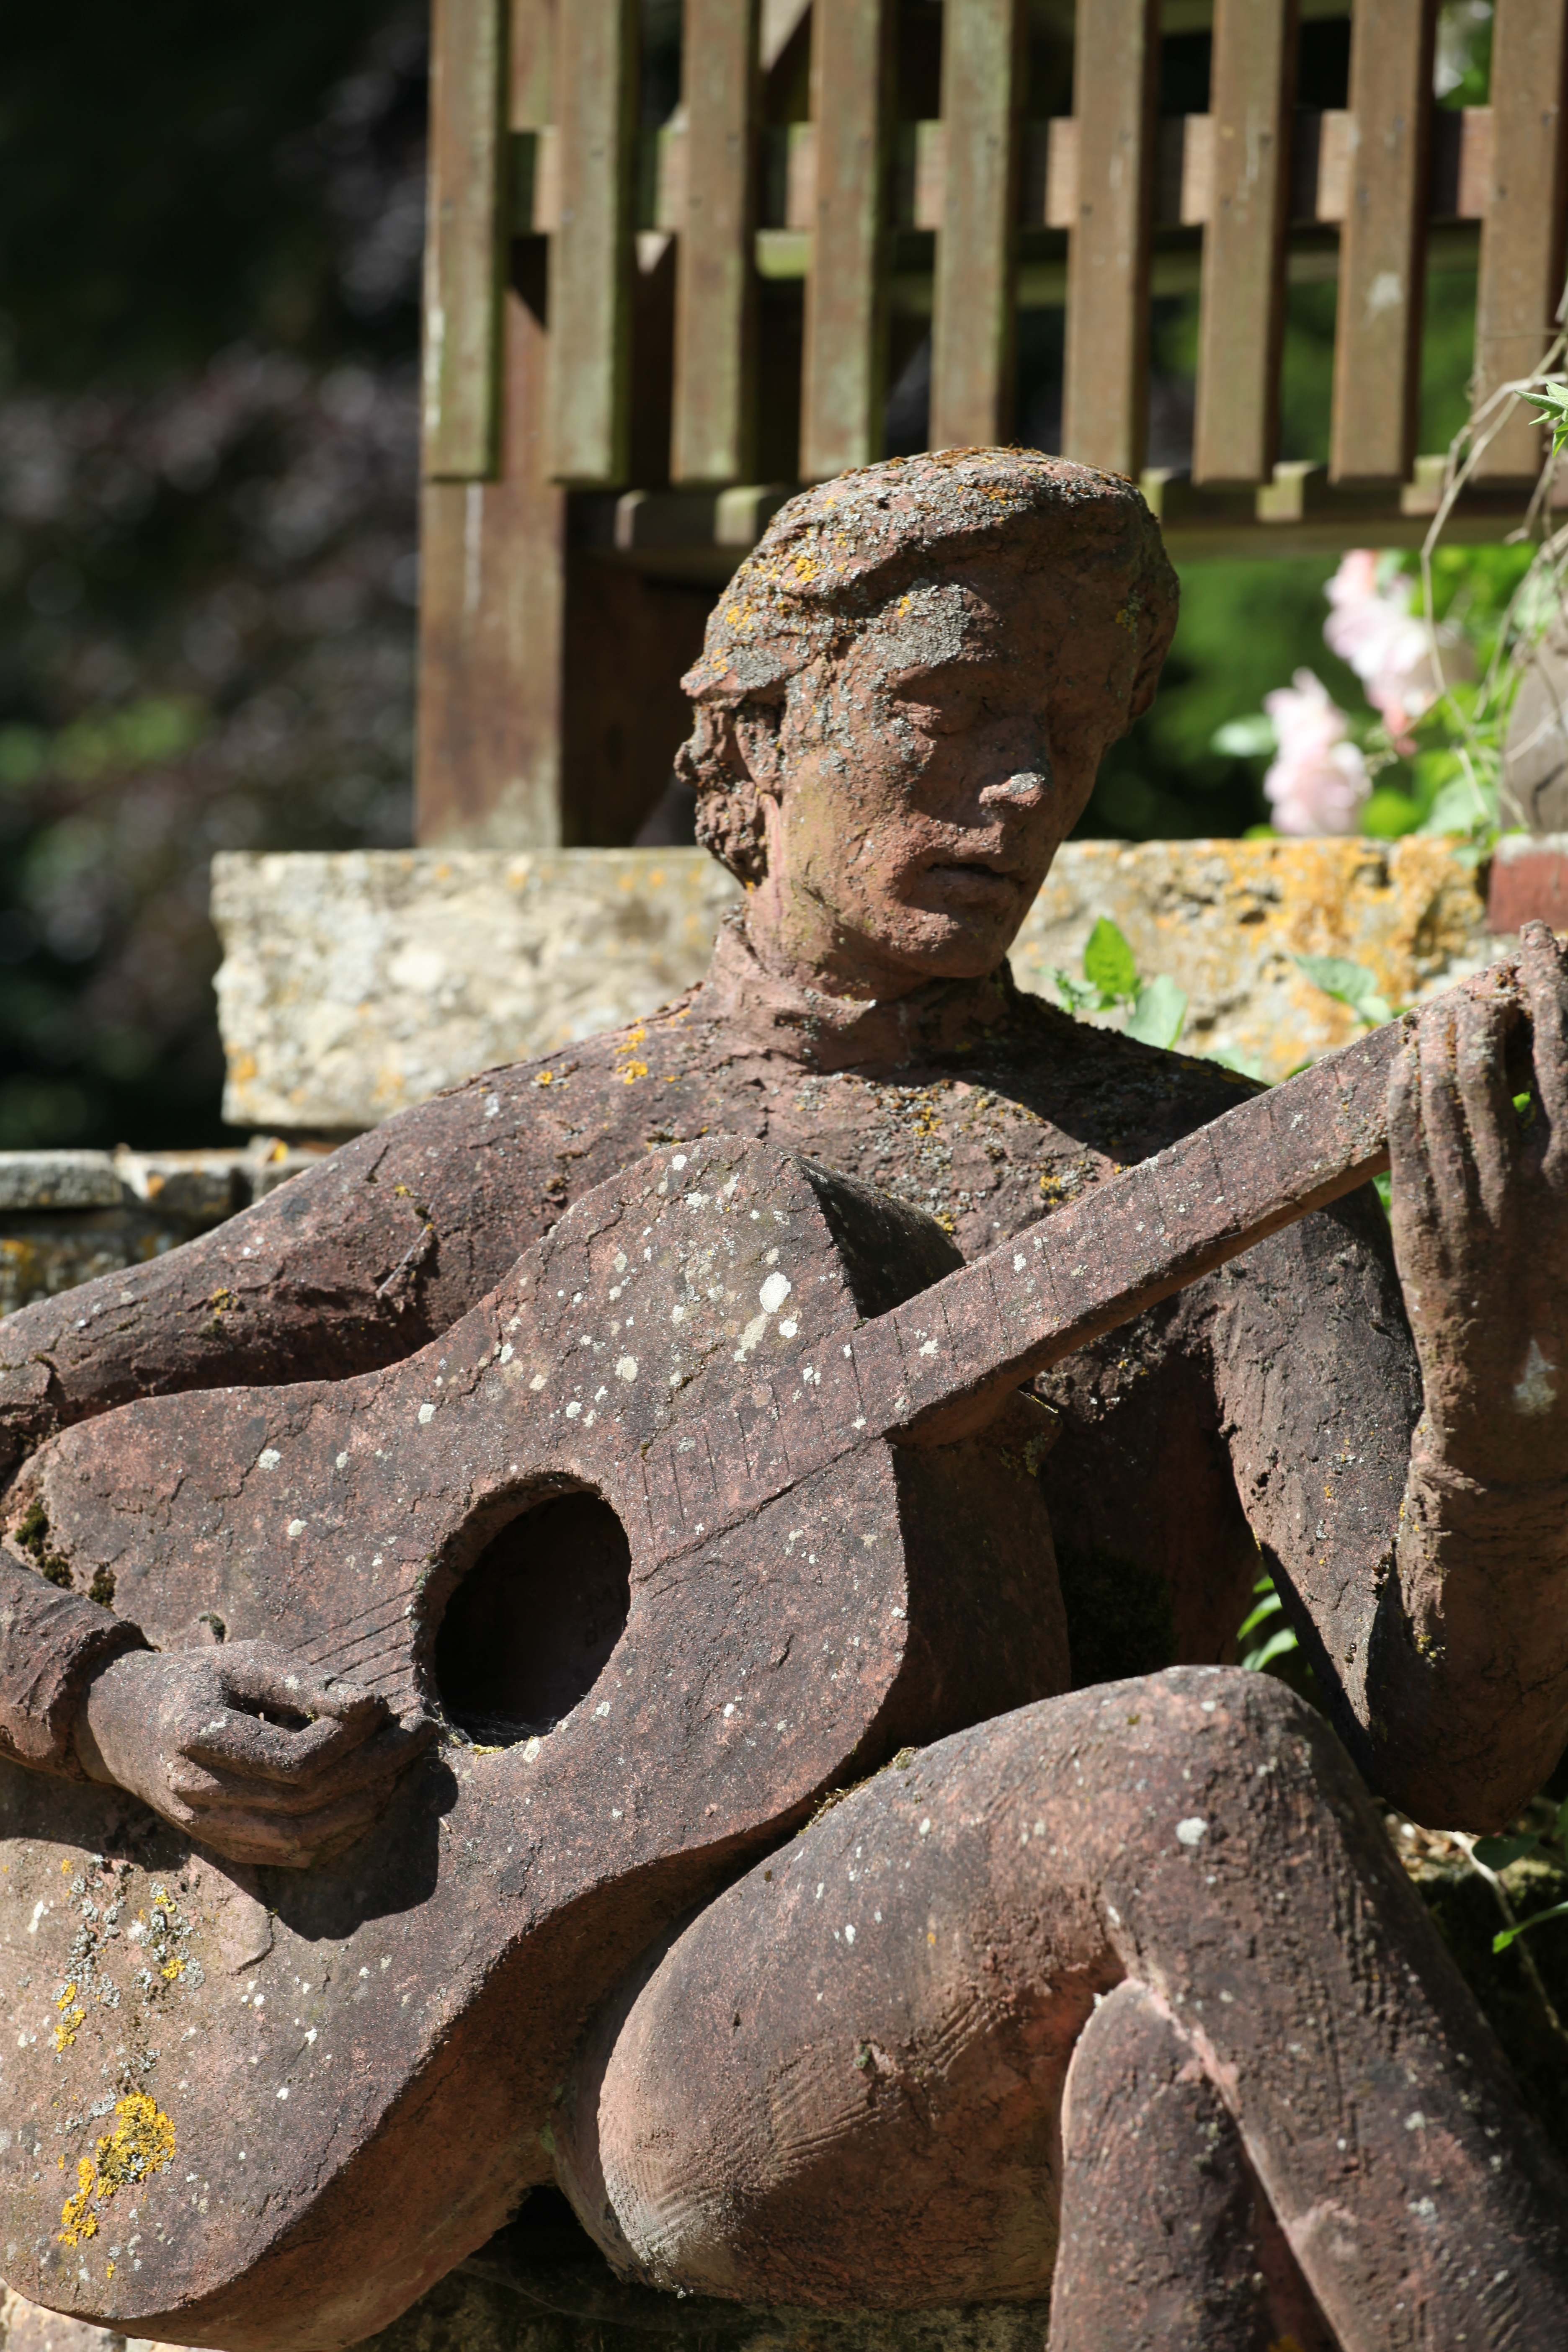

{"left": 1449, "top": 1828, "right": 1568, "bottom": 2055}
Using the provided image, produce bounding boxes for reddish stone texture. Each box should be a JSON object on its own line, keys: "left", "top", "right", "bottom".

{"left": 560, "top": 1674, "right": 1568, "bottom": 2343}
{"left": 0, "top": 1140, "right": 1070, "bottom": 2347}
{"left": 1489, "top": 841, "right": 1568, "bottom": 935}
{"left": 1, "top": 453, "right": 1566, "bottom": 2351}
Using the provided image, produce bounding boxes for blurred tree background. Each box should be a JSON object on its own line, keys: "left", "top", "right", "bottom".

{"left": 0, "top": 0, "right": 426, "bottom": 1148}
{"left": 0, "top": 0, "right": 1492, "bottom": 1148}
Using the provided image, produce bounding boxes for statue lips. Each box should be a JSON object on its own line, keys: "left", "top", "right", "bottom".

{"left": 0, "top": 955, "right": 1532, "bottom": 2350}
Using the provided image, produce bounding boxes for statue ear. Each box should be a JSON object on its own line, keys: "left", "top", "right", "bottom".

{"left": 1125, "top": 640, "right": 1167, "bottom": 726}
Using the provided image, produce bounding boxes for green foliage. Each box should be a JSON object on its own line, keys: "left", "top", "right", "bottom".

{"left": 1081, "top": 916, "right": 1138, "bottom": 1003}
{"left": 1523, "top": 382, "right": 1568, "bottom": 462}
{"left": 1292, "top": 954, "right": 1395, "bottom": 1027}
{"left": 1050, "top": 918, "right": 1190, "bottom": 1051}
{"left": 1236, "top": 1575, "right": 1298, "bottom": 1676}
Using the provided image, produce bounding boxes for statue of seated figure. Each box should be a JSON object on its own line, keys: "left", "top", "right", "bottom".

{"left": 2, "top": 451, "right": 1567, "bottom": 2350}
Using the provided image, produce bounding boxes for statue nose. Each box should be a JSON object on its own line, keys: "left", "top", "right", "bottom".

{"left": 982, "top": 769, "right": 1049, "bottom": 803}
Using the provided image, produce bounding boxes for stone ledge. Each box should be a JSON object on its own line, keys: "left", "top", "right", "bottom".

{"left": 213, "top": 839, "right": 1496, "bottom": 1134}
{"left": 0, "top": 1143, "right": 329, "bottom": 1319}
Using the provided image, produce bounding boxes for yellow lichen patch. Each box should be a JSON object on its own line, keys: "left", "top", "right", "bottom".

{"left": 161, "top": 1955, "right": 186, "bottom": 1982}
{"left": 60, "top": 2157, "right": 99, "bottom": 2246}
{"left": 58, "top": 2094, "right": 176, "bottom": 2248}
{"left": 619, "top": 1062, "right": 649, "bottom": 1085}
{"left": 534, "top": 1069, "right": 554, "bottom": 1085}
{"left": 54, "top": 1981, "right": 85, "bottom": 2051}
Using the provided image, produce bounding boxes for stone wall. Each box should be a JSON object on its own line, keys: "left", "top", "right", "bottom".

{"left": 213, "top": 838, "right": 1496, "bottom": 1135}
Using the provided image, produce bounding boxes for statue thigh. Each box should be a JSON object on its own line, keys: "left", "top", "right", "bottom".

{"left": 556, "top": 1669, "right": 1568, "bottom": 2352}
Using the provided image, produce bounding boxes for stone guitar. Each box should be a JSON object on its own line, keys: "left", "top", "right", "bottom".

{"left": 0, "top": 962, "right": 1523, "bottom": 2352}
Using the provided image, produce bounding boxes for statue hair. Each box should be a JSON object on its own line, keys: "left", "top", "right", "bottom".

{"left": 674, "top": 448, "right": 1180, "bottom": 886}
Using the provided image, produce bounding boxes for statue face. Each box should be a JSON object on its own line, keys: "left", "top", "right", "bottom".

{"left": 746, "top": 558, "right": 1127, "bottom": 998}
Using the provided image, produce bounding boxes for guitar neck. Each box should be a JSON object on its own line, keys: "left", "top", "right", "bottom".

{"left": 857, "top": 1009, "right": 1409, "bottom": 1444}
{"left": 628, "top": 962, "right": 1518, "bottom": 1556}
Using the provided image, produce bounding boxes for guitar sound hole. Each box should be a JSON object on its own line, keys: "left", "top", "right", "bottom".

{"left": 434, "top": 1491, "right": 631, "bottom": 1746}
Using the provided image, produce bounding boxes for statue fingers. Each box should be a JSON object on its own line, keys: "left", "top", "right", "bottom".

{"left": 1413, "top": 995, "right": 1476, "bottom": 1227}
{"left": 180, "top": 1701, "right": 424, "bottom": 1791}
{"left": 1517, "top": 919, "right": 1568, "bottom": 1174}
{"left": 165, "top": 1779, "right": 391, "bottom": 1870}
{"left": 1450, "top": 988, "right": 1517, "bottom": 1223}
{"left": 214, "top": 1648, "right": 389, "bottom": 1743}
{"left": 1387, "top": 1030, "right": 1441, "bottom": 1256}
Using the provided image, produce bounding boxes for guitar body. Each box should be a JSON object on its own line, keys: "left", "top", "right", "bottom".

{"left": 0, "top": 1137, "right": 1070, "bottom": 2351}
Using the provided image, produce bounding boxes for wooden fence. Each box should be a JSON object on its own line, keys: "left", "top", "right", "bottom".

{"left": 416, "top": 0, "right": 1568, "bottom": 848}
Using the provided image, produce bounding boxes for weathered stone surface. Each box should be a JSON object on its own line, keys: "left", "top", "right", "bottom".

{"left": 5, "top": 451, "right": 1566, "bottom": 2352}
{"left": 212, "top": 838, "right": 1493, "bottom": 1131}
{"left": 1013, "top": 833, "right": 1495, "bottom": 1077}
{"left": 0, "top": 1156, "right": 124, "bottom": 1212}
{"left": 0, "top": 1137, "right": 1072, "bottom": 2347}
{"left": 1502, "top": 622, "right": 1568, "bottom": 833}
{"left": 212, "top": 849, "right": 745, "bottom": 1134}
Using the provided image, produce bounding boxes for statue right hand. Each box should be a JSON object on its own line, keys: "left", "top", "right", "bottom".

{"left": 74, "top": 1642, "right": 432, "bottom": 1868}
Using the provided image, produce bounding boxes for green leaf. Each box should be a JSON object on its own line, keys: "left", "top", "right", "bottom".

{"left": 1422, "top": 771, "right": 1496, "bottom": 838}
{"left": 1126, "top": 974, "right": 1188, "bottom": 1051}
{"left": 1360, "top": 786, "right": 1422, "bottom": 840}
{"left": 1523, "top": 383, "right": 1568, "bottom": 458}
{"left": 1243, "top": 1626, "right": 1300, "bottom": 1674}
{"left": 1473, "top": 1834, "right": 1540, "bottom": 1873}
{"left": 1205, "top": 1047, "right": 1269, "bottom": 1082}
{"left": 1211, "top": 712, "right": 1277, "bottom": 758}
{"left": 1494, "top": 1898, "right": 1568, "bottom": 1955}
{"left": 1049, "top": 967, "right": 1098, "bottom": 1018}
{"left": 1235, "top": 1592, "right": 1283, "bottom": 1645}
{"left": 1555, "top": 1795, "right": 1568, "bottom": 1849}
{"left": 1082, "top": 917, "right": 1140, "bottom": 1005}
{"left": 1292, "top": 954, "right": 1393, "bottom": 1026}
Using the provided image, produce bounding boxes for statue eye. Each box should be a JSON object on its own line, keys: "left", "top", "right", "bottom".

{"left": 899, "top": 689, "right": 976, "bottom": 736}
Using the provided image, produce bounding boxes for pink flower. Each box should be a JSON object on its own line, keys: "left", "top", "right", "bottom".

{"left": 1262, "top": 669, "right": 1371, "bottom": 836}
{"left": 1323, "top": 549, "right": 1474, "bottom": 752}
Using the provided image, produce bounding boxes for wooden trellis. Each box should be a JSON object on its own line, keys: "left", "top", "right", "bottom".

{"left": 416, "top": 0, "right": 1568, "bottom": 848}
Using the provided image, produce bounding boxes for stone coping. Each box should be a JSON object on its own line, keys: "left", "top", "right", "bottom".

{"left": 213, "top": 839, "right": 1495, "bottom": 1134}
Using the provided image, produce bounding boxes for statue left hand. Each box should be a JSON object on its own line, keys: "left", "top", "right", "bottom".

{"left": 1390, "top": 919, "right": 1568, "bottom": 1488}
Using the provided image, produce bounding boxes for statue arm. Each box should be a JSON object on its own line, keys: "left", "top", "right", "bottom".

{"left": 1209, "top": 1179, "right": 1568, "bottom": 1834}
{"left": 0, "top": 1554, "right": 148, "bottom": 1776}
{"left": 0, "top": 1072, "right": 555, "bottom": 1482}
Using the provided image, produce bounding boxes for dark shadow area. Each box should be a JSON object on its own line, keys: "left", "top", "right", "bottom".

{"left": 264, "top": 1742, "right": 457, "bottom": 1939}
{"left": 436, "top": 1491, "right": 632, "bottom": 1747}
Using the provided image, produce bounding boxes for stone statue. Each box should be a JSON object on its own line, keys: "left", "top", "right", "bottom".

{"left": 1, "top": 451, "right": 1566, "bottom": 2351}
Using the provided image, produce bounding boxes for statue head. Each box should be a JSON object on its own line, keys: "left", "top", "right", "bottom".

{"left": 676, "top": 448, "right": 1178, "bottom": 1002}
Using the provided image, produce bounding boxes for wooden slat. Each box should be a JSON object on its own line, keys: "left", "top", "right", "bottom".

{"left": 1473, "top": 0, "right": 1568, "bottom": 482}
{"left": 801, "top": 0, "right": 892, "bottom": 480}
{"left": 673, "top": 0, "right": 760, "bottom": 483}
{"left": 418, "top": 0, "right": 565, "bottom": 846}
{"left": 1061, "top": 0, "right": 1160, "bottom": 479}
{"left": 1044, "top": 118, "right": 1076, "bottom": 229}
{"left": 1330, "top": 0, "right": 1437, "bottom": 484}
{"left": 1179, "top": 114, "right": 1214, "bottom": 226}
{"left": 421, "top": 0, "right": 508, "bottom": 480}
{"left": 547, "top": 0, "right": 638, "bottom": 487}
{"left": 1192, "top": 0, "right": 1297, "bottom": 486}
{"left": 930, "top": 0, "right": 1024, "bottom": 451}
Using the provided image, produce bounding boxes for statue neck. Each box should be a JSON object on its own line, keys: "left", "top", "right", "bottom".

{"left": 691, "top": 911, "right": 1021, "bottom": 1074}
